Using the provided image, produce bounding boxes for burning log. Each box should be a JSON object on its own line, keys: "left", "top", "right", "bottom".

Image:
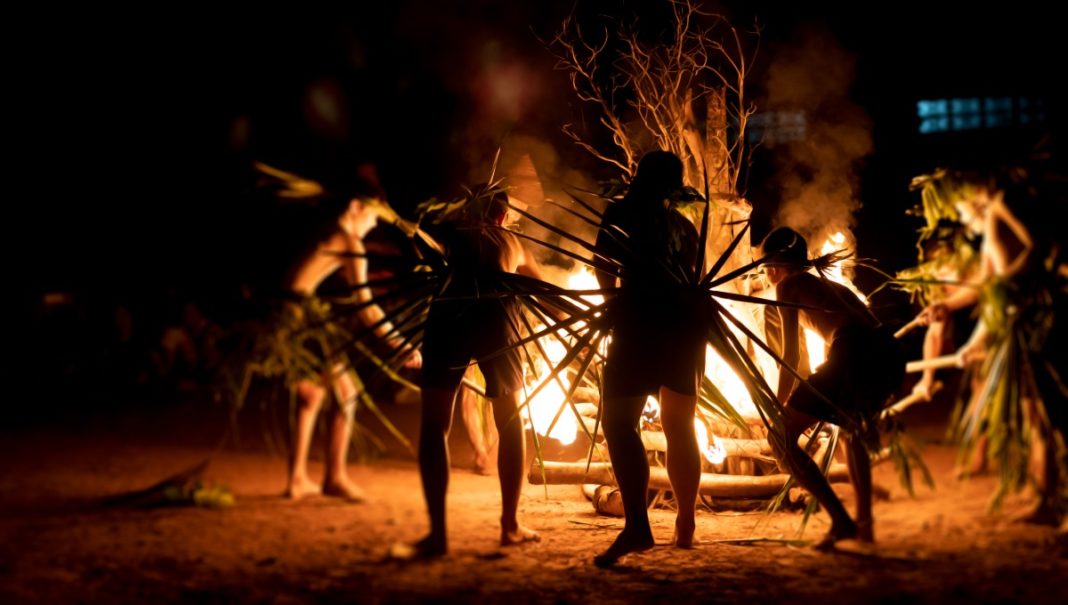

{"left": 529, "top": 460, "right": 850, "bottom": 498}
{"left": 577, "top": 416, "right": 803, "bottom": 461}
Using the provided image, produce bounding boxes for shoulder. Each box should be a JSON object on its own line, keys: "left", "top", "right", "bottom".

{"left": 318, "top": 228, "right": 360, "bottom": 252}
{"left": 500, "top": 228, "right": 527, "bottom": 255}
{"left": 777, "top": 271, "right": 818, "bottom": 296}
{"left": 600, "top": 200, "right": 632, "bottom": 227}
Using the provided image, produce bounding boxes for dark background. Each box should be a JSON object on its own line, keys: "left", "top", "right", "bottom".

{"left": 10, "top": 1, "right": 1064, "bottom": 406}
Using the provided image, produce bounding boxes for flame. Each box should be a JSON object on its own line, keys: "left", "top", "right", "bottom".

{"left": 643, "top": 396, "right": 661, "bottom": 421}
{"left": 801, "top": 230, "right": 868, "bottom": 371}
{"left": 566, "top": 266, "right": 604, "bottom": 306}
{"left": 804, "top": 328, "right": 826, "bottom": 370}
{"left": 523, "top": 337, "right": 578, "bottom": 446}
{"left": 520, "top": 266, "right": 604, "bottom": 446}
{"left": 694, "top": 417, "right": 727, "bottom": 465}
{"left": 703, "top": 344, "right": 759, "bottom": 417}
{"left": 642, "top": 397, "right": 726, "bottom": 465}
{"left": 818, "top": 231, "right": 868, "bottom": 305}
{"left": 519, "top": 227, "right": 868, "bottom": 448}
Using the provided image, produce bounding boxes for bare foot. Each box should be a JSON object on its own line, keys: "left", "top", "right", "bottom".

{"left": 323, "top": 477, "right": 367, "bottom": 502}
{"left": 284, "top": 476, "right": 321, "bottom": 500}
{"left": 857, "top": 519, "right": 874, "bottom": 543}
{"left": 593, "top": 528, "right": 655, "bottom": 567}
{"left": 1012, "top": 502, "right": 1061, "bottom": 526}
{"left": 814, "top": 519, "right": 859, "bottom": 551}
{"left": 673, "top": 518, "right": 696, "bottom": 549}
{"left": 473, "top": 452, "right": 493, "bottom": 476}
{"left": 501, "top": 524, "right": 541, "bottom": 547}
{"left": 389, "top": 535, "right": 446, "bottom": 560}
{"left": 954, "top": 453, "right": 989, "bottom": 479}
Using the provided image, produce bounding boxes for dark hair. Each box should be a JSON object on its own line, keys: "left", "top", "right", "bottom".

{"left": 627, "top": 151, "right": 683, "bottom": 202}
{"left": 761, "top": 227, "right": 809, "bottom": 267}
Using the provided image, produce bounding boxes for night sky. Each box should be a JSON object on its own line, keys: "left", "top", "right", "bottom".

{"left": 15, "top": 0, "right": 1064, "bottom": 317}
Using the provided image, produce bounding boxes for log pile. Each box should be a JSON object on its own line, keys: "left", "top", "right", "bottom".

{"left": 532, "top": 402, "right": 863, "bottom": 515}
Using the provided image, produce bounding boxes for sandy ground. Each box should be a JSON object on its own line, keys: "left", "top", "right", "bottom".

{"left": 2, "top": 395, "right": 1067, "bottom": 605}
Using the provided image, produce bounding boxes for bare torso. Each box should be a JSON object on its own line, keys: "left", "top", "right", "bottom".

{"left": 447, "top": 224, "right": 525, "bottom": 275}
{"left": 289, "top": 230, "right": 361, "bottom": 295}
{"left": 778, "top": 271, "right": 877, "bottom": 341}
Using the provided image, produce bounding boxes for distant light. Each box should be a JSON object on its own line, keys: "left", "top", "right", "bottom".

{"left": 746, "top": 110, "right": 807, "bottom": 145}
{"left": 917, "top": 96, "right": 1046, "bottom": 134}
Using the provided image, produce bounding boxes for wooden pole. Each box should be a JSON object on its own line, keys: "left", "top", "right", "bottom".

{"left": 905, "top": 353, "right": 964, "bottom": 374}
{"left": 881, "top": 381, "right": 944, "bottom": 418}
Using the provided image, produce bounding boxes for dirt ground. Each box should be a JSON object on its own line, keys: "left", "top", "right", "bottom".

{"left": 2, "top": 394, "right": 1067, "bottom": 605}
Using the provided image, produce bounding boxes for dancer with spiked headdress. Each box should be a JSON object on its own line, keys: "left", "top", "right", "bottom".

{"left": 761, "top": 226, "right": 906, "bottom": 548}
{"left": 392, "top": 185, "right": 548, "bottom": 559}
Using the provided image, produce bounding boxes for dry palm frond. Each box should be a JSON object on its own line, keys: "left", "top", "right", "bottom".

{"left": 218, "top": 164, "right": 440, "bottom": 457}
{"left": 950, "top": 273, "right": 1068, "bottom": 511}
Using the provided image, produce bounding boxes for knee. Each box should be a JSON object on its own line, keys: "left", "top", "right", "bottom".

{"left": 295, "top": 382, "right": 325, "bottom": 411}
{"left": 661, "top": 416, "right": 695, "bottom": 447}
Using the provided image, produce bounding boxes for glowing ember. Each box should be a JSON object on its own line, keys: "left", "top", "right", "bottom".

{"left": 694, "top": 417, "right": 727, "bottom": 465}
{"left": 643, "top": 396, "right": 661, "bottom": 421}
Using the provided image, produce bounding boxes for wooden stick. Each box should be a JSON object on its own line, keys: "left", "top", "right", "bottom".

{"left": 905, "top": 353, "right": 964, "bottom": 373}
{"left": 894, "top": 317, "right": 925, "bottom": 339}
{"left": 881, "top": 381, "right": 943, "bottom": 419}
{"left": 528, "top": 460, "right": 850, "bottom": 497}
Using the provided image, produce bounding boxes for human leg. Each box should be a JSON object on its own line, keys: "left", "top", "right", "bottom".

{"left": 594, "top": 393, "right": 655, "bottom": 566}
{"left": 659, "top": 386, "right": 700, "bottom": 548}
{"left": 286, "top": 378, "right": 326, "bottom": 499}
{"left": 322, "top": 367, "right": 365, "bottom": 501}
{"left": 489, "top": 389, "right": 539, "bottom": 546}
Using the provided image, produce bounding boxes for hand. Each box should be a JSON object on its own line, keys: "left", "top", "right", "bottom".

{"left": 916, "top": 303, "right": 948, "bottom": 326}
{"left": 957, "top": 342, "right": 985, "bottom": 366}
{"left": 911, "top": 379, "right": 934, "bottom": 402}
{"left": 389, "top": 336, "right": 422, "bottom": 369}
{"left": 403, "top": 348, "right": 423, "bottom": 369}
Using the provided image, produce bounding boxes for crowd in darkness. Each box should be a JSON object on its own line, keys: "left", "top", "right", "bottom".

{"left": 20, "top": 285, "right": 232, "bottom": 408}
{"left": 12, "top": 207, "right": 412, "bottom": 421}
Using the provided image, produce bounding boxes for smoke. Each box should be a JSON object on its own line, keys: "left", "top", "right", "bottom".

{"left": 496, "top": 134, "right": 603, "bottom": 284}
{"left": 762, "top": 24, "right": 872, "bottom": 251}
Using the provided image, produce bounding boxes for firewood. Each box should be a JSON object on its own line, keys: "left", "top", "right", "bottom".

{"left": 528, "top": 460, "right": 850, "bottom": 497}
{"left": 577, "top": 416, "right": 802, "bottom": 460}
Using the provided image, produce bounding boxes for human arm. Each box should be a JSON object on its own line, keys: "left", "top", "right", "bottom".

{"left": 912, "top": 318, "right": 946, "bottom": 400}
{"left": 772, "top": 282, "right": 802, "bottom": 403}
{"left": 342, "top": 234, "right": 422, "bottom": 368}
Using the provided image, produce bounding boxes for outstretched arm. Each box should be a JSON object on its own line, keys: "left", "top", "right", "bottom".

{"left": 344, "top": 235, "right": 421, "bottom": 367}
{"left": 773, "top": 300, "right": 801, "bottom": 403}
